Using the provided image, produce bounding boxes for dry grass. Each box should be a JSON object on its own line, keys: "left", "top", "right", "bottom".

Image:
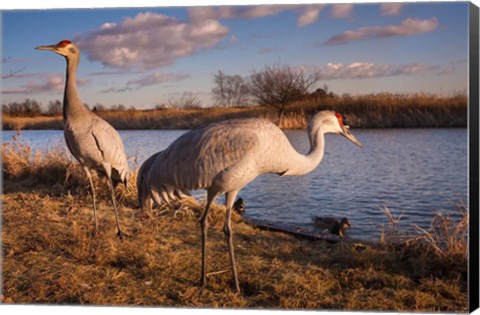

{"left": 2, "top": 93, "right": 467, "bottom": 130}
{"left": 0, "top": 137, "right": 469, "bottom": 311}
{"left": 2, "top": 115, "right": 63, "bottom": 130}
{"left": 412, "top": 203, "right": 469, "bottom": 271}
{"left": 283, "top": 92, "right": 468, "bottom": 128}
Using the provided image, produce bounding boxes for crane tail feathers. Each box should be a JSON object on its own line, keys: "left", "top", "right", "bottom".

{"left": 159, "top": 189, "right": 171, "bottom": 205}
{"left": 166, "top": 189, "right": 176, "bottom": 202}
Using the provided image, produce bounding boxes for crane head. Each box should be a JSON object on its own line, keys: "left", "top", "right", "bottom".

{"left": 309, "top": 111, "right": 363, "bottom": 147}
{"left": 35, "top": 40, "right": 78, "bottom": 58}
{"left": 335, "top": 112, "right": 363, "bottom": 147}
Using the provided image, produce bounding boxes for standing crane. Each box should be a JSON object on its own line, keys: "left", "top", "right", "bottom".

{"left": 145, "top": 110, "right": 362, "bottom": 292}
{"left": 36, "top": 40, "right": 129, "bottom": 238}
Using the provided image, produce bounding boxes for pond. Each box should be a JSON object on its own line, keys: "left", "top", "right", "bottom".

{"left": 2, "top": 128, "right": 468, "bottom": 240}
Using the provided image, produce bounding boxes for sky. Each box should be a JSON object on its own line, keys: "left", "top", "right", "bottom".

{"left": 0, "top": 1, "right": 472, "bottom": 110}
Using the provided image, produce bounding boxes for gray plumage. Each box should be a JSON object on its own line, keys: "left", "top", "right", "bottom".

{"left": 137, "top": 150, "right": 190, "bottom": 212}
{"left": 137, "top": 151, "right": 160, "bottom": 212}
{"left": 36, "top": 40, "right": 129, "bottom": 238}
{"left": 146, "top": 110, "right": 362, "bottom": 292}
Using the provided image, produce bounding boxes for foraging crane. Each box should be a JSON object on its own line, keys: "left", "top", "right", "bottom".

{"left": 146, "top": 110, "right": 362, "bottom": 292}
{"left": 137, "top": 152, "right": 160, "bottom": 213}
{"left": 137, "top": 150, "right": 189, "bottom": 212}
{"left": 36, "top": 40, "right": 129, "bottom": 238}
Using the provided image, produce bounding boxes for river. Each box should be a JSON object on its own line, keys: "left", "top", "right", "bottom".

{"left": 2, "top": 128, "right": 468, "bottom": 240}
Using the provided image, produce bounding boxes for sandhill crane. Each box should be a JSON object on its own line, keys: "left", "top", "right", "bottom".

{"left": 137, "top": 151, "right": 161, "bottom": 212}
{"left": 36, "top": 40, "right": 129, "bottom": 238}
{"left": 138, "top": 150, "right": 189, "bottom": 213}
{"left": 146, "top": 110, "right": 362, "bottom": 292}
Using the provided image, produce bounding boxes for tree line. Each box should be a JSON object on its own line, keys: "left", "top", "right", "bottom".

{"left": 212, "top": 63, "right": 332, "bottom": 122}
{"left": 2, "top": 99, "right": 137, "bottom": 117}
{"left": 212, "top": 63, "right": 330, "bottom": 107}
{"left": 3, "top": 64, "right": 330, "bottom": 117}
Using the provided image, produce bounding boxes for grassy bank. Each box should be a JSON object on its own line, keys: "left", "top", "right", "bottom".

{"left": 2, "top": 93, "right": 467, "bottom": 130}
{"left": 1, "top": 136, "right": 468, "bottom": 311}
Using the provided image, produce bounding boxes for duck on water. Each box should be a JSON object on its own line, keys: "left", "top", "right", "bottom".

{"left": 313, "top": 217, "right": 352, "bottom": 237}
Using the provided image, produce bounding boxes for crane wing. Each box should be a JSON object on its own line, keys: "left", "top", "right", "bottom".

{"left": 90, "top": 116, "right": 129, "bottom": 183}
{"left": 149, "top": 119, "right": 260, "bottom": 191}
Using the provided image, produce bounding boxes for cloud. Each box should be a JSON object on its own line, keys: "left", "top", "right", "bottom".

{"left": 187, "top": 5, "right": 298, "bottom": 22}
{"left": 75, "top": 12, "right": 229, "bottom": 70}
{"left": 437, "top": 59, "right": 467, "bottom": 75}
{"left": 239, "top": 5, "right": 296, "bottom": 19}
{"left": 216, "top": 34, "right": 240, "bottom": 50}
{"left": 188, "top": 4, "right": 324, "bottom": 28}
{"left": 127, "top": 72, "right": 190, "bottom": 88}
{"left": 380, "top": 3, "right": 405, "bottom": 16}
{"left": 315, "top": 62, "right": 437, "bottom": 80}
{"left": 88, "top": 70, "right": 136, "bottom": 76}
{"left": 297, "top": 5, "right": 325, "bottom": 27}
{"left": 229, "top": 35, "right": 238, "bottom": 43}
{"left": 324, "top": 17, "right": 439, "bottom": 45}
{"left": 101, "top": 71, "right": 190, "bottom": 93}
{"left": 2, "top": 74, "right": 88, "bottom": 94}
{"left": 330, "top": 4, "right": 354, "bottom": 19}
{"left": 437, "top": 65, "right": 455, "bottom": 76}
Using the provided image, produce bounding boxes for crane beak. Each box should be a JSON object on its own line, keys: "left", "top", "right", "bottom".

{"left": 340, "top": 125, "right": 363, "bottom": 147}
{"left": 35, "top": 45, "right": 56, "bottom": 51}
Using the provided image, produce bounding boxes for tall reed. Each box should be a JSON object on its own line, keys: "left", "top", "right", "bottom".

{"left": 2, "top": 93, "right": 467, "bottom": 130}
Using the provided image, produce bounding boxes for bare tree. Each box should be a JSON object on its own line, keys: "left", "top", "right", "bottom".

{"left": 212, "top": 70, "right": 250, "bottom": 107}
{"left": 168, "top": 92, "right": 203, "bottom": 109}
{"left": 2, "top": 99, "right": 42, "bottom": 117}
{"left": 111, "top": 104, "right": 126, "bottom": 111}
{"left": 1, "top": 57, "right": 26, "bottom": 79}
{"left": 248, "top": 64, "right": 320, "bottom": 124}
{"left": 92, "top": 104, "right": 105, "bottom": 112}
{"left": 47, "top": 100, "right": 62, "bottom": 116}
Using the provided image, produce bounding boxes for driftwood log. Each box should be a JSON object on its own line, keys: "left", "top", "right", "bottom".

{"left": 242, "top": 217, "right": 360, "bottom": 244}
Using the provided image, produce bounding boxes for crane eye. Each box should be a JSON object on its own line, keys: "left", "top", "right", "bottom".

{"left": 57, "top": 40, "right": 71, "bottom": 47}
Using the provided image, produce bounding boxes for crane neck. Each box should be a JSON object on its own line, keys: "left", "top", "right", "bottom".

{"left": 305, "top": 128, "right": 326, "bottom": 172}
{"left": 284, "top": 127, "right": 326, "bottom": 176}
{"left": 63, "top": 56, "right": 88, "bottom": 121}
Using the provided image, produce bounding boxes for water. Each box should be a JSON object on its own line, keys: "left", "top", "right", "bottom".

{"left": 2, "top": 128, "right": 468, "bottom": 240}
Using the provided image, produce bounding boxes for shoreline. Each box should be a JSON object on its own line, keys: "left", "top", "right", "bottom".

{"left": 1, "top": 136, "right": 468, "bottom": 310}
{"left": 2, "top": 93, "right": 468, "bottom": 130}
{"left": 1, "top": 178, "right": 468, "bottom": 310}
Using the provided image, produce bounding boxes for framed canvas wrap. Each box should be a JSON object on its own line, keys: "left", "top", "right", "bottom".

{"left": 1, "top": 0, "right": 479, "bottom": 313}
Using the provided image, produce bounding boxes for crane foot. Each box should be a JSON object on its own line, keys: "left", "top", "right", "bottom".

{"left": 233, "top": 283, "right": 241, "bottom": 294}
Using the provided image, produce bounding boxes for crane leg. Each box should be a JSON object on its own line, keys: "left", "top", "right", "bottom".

{"left": 199, "top": 189, "right": 219, "bottom": 288}
{"left": 83, "top": 167, "right": 98, "bottom": 235}
{"left": 102, "top": 163, "right": 124, "bottom": 239}
{"left": 224, "top": 191, "right": 240, "bottom": 293}
{"left": 106, "top": 176, "right": 124, "bottom": 239}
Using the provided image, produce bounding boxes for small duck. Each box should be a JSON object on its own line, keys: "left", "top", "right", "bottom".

{"left": 313, "top": 217, "right": 351, "bottom": 237}
{"left": 233, "top": 197, "right": 245, "bottom": 214}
